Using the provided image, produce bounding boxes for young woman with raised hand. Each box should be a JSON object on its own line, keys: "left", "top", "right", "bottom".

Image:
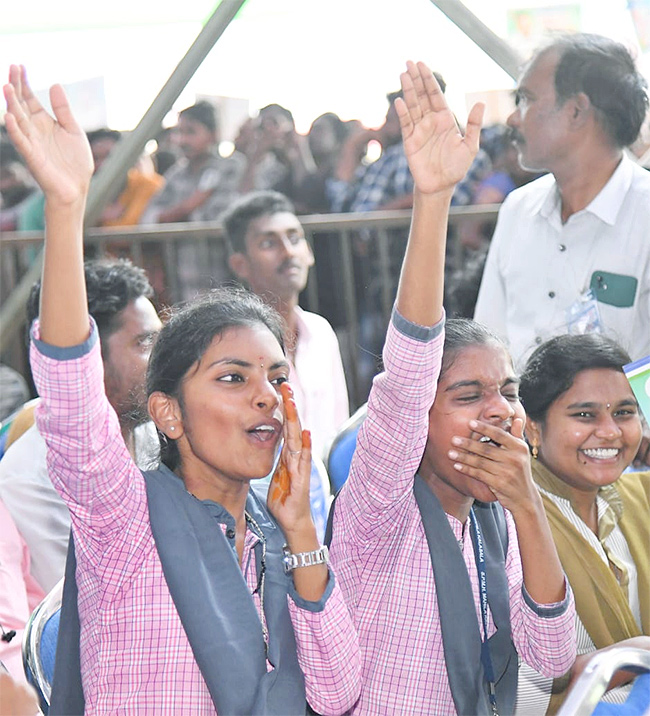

{"left": 328, "top": 60, "right": 576, "bottom": 716}
{"left": 516, "top": 333, "right": 650, "bottom": 714}
{"left": 3, "top": 64, "right": 359, "bottom": 716}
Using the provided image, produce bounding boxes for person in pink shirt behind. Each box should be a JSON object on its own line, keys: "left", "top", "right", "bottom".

{"left": 328, "top": 61, "right": 576, "bottom": 715}
{"left": 4, "top": 65, "right": 359, "bottom": 715}
{"left": 0, "top": 498, "right": 45, "bottom": 683}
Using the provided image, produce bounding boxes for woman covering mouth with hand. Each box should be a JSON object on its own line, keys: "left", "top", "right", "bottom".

{"left": 328, "top": 60, "right": 576, "bottom": 716}
{"left": 516, "top": 332, "right": 650, "bottom": 714}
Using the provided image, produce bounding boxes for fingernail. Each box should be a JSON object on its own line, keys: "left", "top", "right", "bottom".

{"left": 451, "top": 436, "right": 462, "bottom": 446}
{"left": 469, "top": 419, "right": 478, "bottom": 429}
{"left": 448, "top": 450, "right": 458, "bottom": 460}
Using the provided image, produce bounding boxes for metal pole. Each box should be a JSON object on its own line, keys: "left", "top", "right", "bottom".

{"left": 0, "top": 0, "right": 247, "bottom": 354}
{"left": 85, "top": 0, "right": 248, "bottom": 226}
{"left": 427, "top": 0, "right": 524, "bottom": 81}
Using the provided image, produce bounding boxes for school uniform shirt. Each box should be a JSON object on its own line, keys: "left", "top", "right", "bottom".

{"left": 475, "top": 154, "right": 650, "bottom": 370}
{"left": 329, "top": 310, "right": 576, "bottom": 715}
{"left": 29, "top": 323, "right": 359, "bottom": 715}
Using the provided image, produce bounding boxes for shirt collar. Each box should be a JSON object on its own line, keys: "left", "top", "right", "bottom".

{"left": 539, "top": 154, "right": 633, "bottom": 226}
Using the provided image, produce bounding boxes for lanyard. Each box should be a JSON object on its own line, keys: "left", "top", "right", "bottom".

{"left": 469, "top": 507, "right": 500, "bottom": 716}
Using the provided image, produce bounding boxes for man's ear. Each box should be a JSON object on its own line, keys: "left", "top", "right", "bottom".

{"left": 228, "top": 252, "right": 251, "bottom": 283}
{"left": 569, "top": 92, "right": 591, "bottom": 127}
{"left": 305, "top": 241, "right": 315, "bottom": 269}
{"left": 148, "top": 391, "right": 184, "bottom": 439}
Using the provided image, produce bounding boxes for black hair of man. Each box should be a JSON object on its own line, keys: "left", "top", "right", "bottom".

{"left": 222, "top": 190, "right": 296, "bottom": 255}
{"left": 27, "top": 258, "right": 154, "bottom": 361}
{"left": 86, "top": 128, "right": 122, "bottom": 146}
{"left": 259, "top": 103, "right": 295, "bottom": 125}
{"left": 311, "top": 112, "right": 348, "bottom": 144}
{"left": 179, "top": 101, "right": 219, "bottom": 134}
{"left": 539, "top": 33, "right": 648, "bottom": 148}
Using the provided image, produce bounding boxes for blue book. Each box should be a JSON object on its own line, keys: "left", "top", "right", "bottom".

{"left": 623, "top": 354, "right": 650, "bottom": 424}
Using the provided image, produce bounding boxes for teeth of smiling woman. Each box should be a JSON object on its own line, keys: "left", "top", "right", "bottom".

{"left": 582, "top": 448, "right": 620, "bottom": 459}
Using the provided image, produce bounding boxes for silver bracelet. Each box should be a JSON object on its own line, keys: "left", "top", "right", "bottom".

{"left": 282, "top": 545, "right": 329, "bottom": 574}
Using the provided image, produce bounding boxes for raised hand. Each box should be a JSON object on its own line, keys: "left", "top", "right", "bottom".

{"left": 396, "top": 61, "right": 484, "bottom": 195}
{"left": 267, "top": 382, "right": 314, "bottom": 537}
{"left": 3, "top": 64, "right": 93, "bottom": 205}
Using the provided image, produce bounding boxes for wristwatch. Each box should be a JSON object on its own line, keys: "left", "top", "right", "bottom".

{"left": 282, "top": 545, "right": 329, "bottom": 574}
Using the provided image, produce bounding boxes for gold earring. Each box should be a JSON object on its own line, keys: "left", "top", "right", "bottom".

{"left": 532, "top": 444, "right": 539, "bottom": 460}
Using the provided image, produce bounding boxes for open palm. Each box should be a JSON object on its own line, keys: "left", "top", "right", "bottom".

{"left": 3, "top": 65, "right": 93, "bottom": 205}
{"left": 396, "top": 61, "right": 484, "bottom": 195}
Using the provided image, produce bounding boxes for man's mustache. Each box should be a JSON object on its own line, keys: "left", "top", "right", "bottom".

{"left": 277, "top": 259, "right": 302, "bottom": 274}
{"left": 508, "top": 127, "right": 524, "bottom": 144}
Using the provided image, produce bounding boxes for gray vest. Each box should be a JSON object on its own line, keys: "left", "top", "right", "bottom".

{"left": 50, "top": 465, "right": 307, "bottom": 715}
{"left": 413, "top": 474, "right": 517, "bottom": 716}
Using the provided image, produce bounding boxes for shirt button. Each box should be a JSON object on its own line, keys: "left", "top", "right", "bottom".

{"left": 535, "top": 336, "right": 543, "bottom": 345}
{"left": 548, "top": 291, "right": 556, "bottom": 298}
{"left": 559, "top": 244, "right": 566, "bottom": 251}
{"left": 226, "top": 528, "right": 236, "bottom": 539}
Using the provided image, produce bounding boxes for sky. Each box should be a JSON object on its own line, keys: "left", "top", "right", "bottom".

{"left": 1, "top": 0, "right": 648, "bottom": 137}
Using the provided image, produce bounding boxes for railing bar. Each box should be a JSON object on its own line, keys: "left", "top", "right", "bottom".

{"left": 339, "top": 229, "right": 360, "bottom": 408}
{"left": 304, "top": 229, "right": 319, "bottom": 314}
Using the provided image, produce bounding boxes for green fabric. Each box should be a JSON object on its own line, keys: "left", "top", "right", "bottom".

{"left": 17, "top": 191, "right": 45, "bottom": 232}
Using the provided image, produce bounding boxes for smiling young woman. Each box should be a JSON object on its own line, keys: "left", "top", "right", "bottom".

{"left": 517, "top": 332, "right": 650, "bottom": 714}
{"left": 3, "top": 64, "right": 359, "bottom": 715}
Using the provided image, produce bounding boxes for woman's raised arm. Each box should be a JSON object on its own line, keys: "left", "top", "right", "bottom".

{"left": 3, "top": 64, "right": 94, "bottom": 346}
{"left": 395, "top": 61, "right": 483, "bottom": 327}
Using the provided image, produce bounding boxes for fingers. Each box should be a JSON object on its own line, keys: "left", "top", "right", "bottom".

{"left": 464, "top": 101, "right": 485, "bottom": 152}
{"left": 394, "top": 95, "right": 413, "bottom": 142}
{"left": 3, "top": 83, "right": 32, "bottom": 157}
{"left": 510, "top": 417, "right": 526, "bottom": 441}
{"left": 280, "top": 382, "right": 302, "bottom": 452}
{"left": 404, "top": 61, "right": 424, "bottom": 123}
{"left": 418, "top": 61, "right": 445, "bottom": 112}
{"left": 399, "top": 60, "right": 440, "bottom": 126}
{"left": 281, "top": 382, "right": 311, "bottom": 470}
{"left": 449, "top": 420, "right": 528, "bottom": 475}
{"left": 50, "top": 83, "right": 81, "bottom": 134}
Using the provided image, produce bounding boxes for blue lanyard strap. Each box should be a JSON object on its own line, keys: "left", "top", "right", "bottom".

{"left": 469, "top": 507, "right": 499, "bottom": 716}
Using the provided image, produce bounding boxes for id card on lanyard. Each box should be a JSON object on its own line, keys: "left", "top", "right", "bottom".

{"left": 566, "top": 288, "right": 602, "bottom": 336}
{"left": 469, "top": 507, "right": 500, "bottom": 716}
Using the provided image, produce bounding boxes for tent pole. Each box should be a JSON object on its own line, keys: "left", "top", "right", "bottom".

{"left": 427, "top": 0, "right": 524, "bottom": 80}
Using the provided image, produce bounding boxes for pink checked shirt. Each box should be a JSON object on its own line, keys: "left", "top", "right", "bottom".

{"left": 30, "top": 324, "right": 360, "bottom": 715}
{"left": 329, "top": 313, "right": 576, "bottom": 715}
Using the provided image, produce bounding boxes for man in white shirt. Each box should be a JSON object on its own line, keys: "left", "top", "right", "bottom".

{"left": 0, "top": 260, "right": 161, "bottom": 592}
{"left": 475, "top": 33, "right": 650, "bottom": 370}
